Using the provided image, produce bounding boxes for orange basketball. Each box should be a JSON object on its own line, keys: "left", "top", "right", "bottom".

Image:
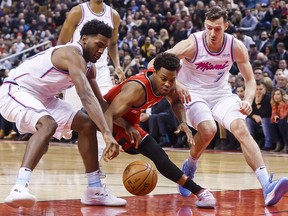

{"left": 122, "top": 160, "right": 158, "bottom": 196}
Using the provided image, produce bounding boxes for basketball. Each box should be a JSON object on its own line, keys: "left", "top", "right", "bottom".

{"left": 122, "top": 160, "right": 158, "bottom": 196}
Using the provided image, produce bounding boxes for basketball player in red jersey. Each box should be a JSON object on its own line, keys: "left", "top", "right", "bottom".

{"left": 103, "top": 53, "right": 216, "bottom": 208}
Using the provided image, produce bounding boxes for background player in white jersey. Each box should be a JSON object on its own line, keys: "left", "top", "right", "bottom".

{"left": 0, "top": 20, "right": 126, "bottom": 208}
{"left": 58, "top": 0, "right": 125, "bottom": 97}
{"left": 150, "top": 6, "right": 288, "bottom": 206}
{"left": 57, "top": 0, "right": 125, "bottom": 161}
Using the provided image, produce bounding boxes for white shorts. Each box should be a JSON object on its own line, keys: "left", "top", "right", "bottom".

{"left": 185, "top": 93, "right": 246, "bottom": 131}
{"left": 0, "top": 82, "right": 78, "bottom": 139}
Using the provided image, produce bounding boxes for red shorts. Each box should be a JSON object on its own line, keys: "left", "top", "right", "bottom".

{"left": 113, "top": 124, "right": 148, "bottom": 150}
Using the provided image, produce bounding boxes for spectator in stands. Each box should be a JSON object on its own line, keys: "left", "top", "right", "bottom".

{"left": 154, "top": 39, "right": 165, "bottom": 54}
{"left": 270, "top": 88, "right": 288, "bottom": 153}
{"left": 125, "top": 15, "right": 136, "bottom": 33}
{"left": 185, "top": 20, "right": 197, "bottom": 37}
{"left": 147, "top": 28, "right": 158, "bottom": 44}
{"left": 230, "top": 10, "right": 242, "bottom": 29}
{"left": 163, "top": 36, "right": 175, "bottom": 50}
{"left": 235, "top": 73, "right": 245, "bottom": 87}
{"left": 256, "top": 30, "right": 271, "bottom": 53}
{"left": 228, "top": 74, "right": 237, "bottom": 94}
{"left": 175, "top": 1, "right": 189, "bottom": 16}
{"left": 264, "top": 43, "right": 276, "bottom": 58}
{"left": 249, "top": 43, "right": 261, "bottom": 63}
{"left": 130, "top": 38, "right": 140, "bottom": 57}
{"left": 235, "top": 29, "right": 255, "bottom": 51}
{"left": 254, "top": 68, "right": 264, "bottom": 84}
{"left": 141, "top": 36, "right": 155, "bottom": 59}
{"left": 253, "top": 3, "right": 271, "bottom": 31}
{"left": 246, "top": 82, "right": 273, "bottom": 150}
{"left": 277, "top": 74, "right": 288, "bottom": 93}
{"left": 131, "top": 52, "right": 147, "bottom": 72}
{"left": 14, "top": 35, "right": 25, "bottom": 53}
{"left": 278, "top": 59, "right": 288, "bottom": 76}
{"left": 275, "top": 42, "right": 288, "bottom": 64}
{"left": 273, "top": 69, "right": 285, "bottom": 87}
{"left": 148, "top": 16, "right": 160, "bottom": 33}
{"left": 122, "top": 55, "right": 133, "bottom": 76}
{"left": 261, "top": 76, "right": 274, "bottom": 94}
{"left": 173, "top": 20, "right": 188, "bottom": 44}
{"left": 274, "top": 28, "right": 288, "bottom": 50}
{"left": 119, "top": 31, "right": 133, "bottom": 50}
{"left": 264, "top": 55, "right": 278, "bottom": 78}
{"left": 269, "top": 17, "right": 282, "bottom": 39}
{"left": 239, "top": 8, "right": 258, "bottom": 33}
{"left": 140, "top": 98, "right": 178, "bottom": 148}
{"left": 159, "top": 28, "right": 170, "bottom": 44}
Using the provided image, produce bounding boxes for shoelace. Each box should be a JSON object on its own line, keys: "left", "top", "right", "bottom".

{"left": 101, "top": 184, "right": 114, "bottom": 198}
{"left": 269, "top": 173, "right": 274, "bottom": 183}
{"left": 198, "top": 190, "right": 213, "bottom": 199}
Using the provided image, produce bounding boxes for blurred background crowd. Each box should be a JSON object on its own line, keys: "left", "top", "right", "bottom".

{"left": 0, "top": 0, "right": 287, "bottom": 152}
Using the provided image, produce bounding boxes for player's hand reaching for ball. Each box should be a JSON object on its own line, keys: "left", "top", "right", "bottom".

{"left": 174, "top": 122, "right": 195, "bottom": 146}
{"left": 102, "top": 132, "right": 123, "bottom": 161}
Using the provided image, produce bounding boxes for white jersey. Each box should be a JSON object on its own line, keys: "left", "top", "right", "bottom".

{"left": 178, "top": 31, "right": 235, "bottom": 95}
{"left": 70, "top": 2, "right": 114, "bottom": 68}
{"left": 7, "top": 42, "right": 93, "bottom": 100}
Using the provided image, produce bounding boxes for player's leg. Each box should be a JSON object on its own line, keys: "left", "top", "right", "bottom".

{"left": 136, "top": 135, "right": 216, "bottom": 208}
{"left": 71, "top": 109, "right": 126, "bottom": 206}
{"left": 216, "top": 96, "right": 288, "bottom": 206}
{"left": 0, "top": 84, "right": 56, "bottom": 208}
{"left": 178, "top": 101, "right": 216, "bottom": 196}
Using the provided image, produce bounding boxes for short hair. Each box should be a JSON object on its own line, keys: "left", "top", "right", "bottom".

{"left": 154, "top": 53, "right": 180, "bottom": 72}
{"left": 205, "top": 6, "right": 228, "bottom": 23}
{"left": 80, "top": 19, "right": 112, "bottom": 39}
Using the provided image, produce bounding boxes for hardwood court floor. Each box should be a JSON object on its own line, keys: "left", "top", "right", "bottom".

{"left": 0, "top": 140, "right": 288, "bottom": 216}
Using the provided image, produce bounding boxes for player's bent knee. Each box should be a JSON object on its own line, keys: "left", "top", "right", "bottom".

{"left": 231, "top": 122, "right": 250, "bottom": 141}
{"left": 198, "top": 122, "right": 217, "bottom": 142}
{"left": 36, "top": 115, "right": 58, "bottom": 136}
{"left": 80, "top": 118, "right": 97, "bottom": 134}
{"left": 71, "top": 111, "right": 96, "bottom": 133}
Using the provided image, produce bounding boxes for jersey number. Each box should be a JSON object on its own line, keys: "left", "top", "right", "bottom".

{"left": 214, "top": 72, "right": 224, "bottom": 82}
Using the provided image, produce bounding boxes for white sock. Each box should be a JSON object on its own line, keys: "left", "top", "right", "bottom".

{"left": 255, "top": 166, "right": 270, "bottom": 190}
{"left": 16, "top": 167, "right": 32, "bottom": 186}
{"left": 87, "top": 170, "right": 102, "bottom": 187}
{"left": 187, "top": 155, "right": 198, "bottom": 169}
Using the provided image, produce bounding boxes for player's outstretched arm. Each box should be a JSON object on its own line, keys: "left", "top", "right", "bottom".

{"left": 166, "top": 91, "right": 194, "bottom": 146}
{"left": 233, "top": 39, "right": 256, "bottom": 115}
{"left": 108, "top": 9, "right": 125, "bottom": 82}
{"left": 57, "top": 5, "right": 82, "bottom": 45}
{"left": 104, "top": 82, "right": 145, "bottom": 146}
{"left": 53, "top": 46, "right": 122, "bottom": 160}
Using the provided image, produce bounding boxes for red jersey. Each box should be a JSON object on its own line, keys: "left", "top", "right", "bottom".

{"left": 104, "top": 69, "right": 164, "bottom": 124}
{"left": 104, "top": 69, "right": 164, "bottom": 150}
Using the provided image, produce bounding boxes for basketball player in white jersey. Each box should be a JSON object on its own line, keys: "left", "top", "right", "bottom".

{"left": 150, "top": 6, "right": 288, "bottom": 207}
{"left": 0, "top": 20, "right": 126, "bottom": 208}
{"left": 58, "top": 0, "right": 125, "bottom": 97}
{"left": 57, "top": 0, "right": 125, "bottom": 163}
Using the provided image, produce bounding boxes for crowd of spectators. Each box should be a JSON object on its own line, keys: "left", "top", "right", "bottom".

{"left": 0, "top": 0, "right": 287, "bottom": 151}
